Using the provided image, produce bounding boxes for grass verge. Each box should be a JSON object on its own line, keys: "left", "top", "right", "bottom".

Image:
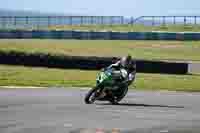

{"left": 1, "top": 39, "right": 200, "bottom": 61}
{"left": 3, "top": 24, "right": 200, "bottom": 32}
{"left": 46, "top": 24, "right": 200, "bottom": 32}
{"left": 0, "top": 65, "right": 200, "bottom": 92}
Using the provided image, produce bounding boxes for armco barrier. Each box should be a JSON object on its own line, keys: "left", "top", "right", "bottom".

{"left": 1, "top": 30, "right": 200, "bottom": 40}
{"left": 20, "top": 31, "right": 33, "bottom": 38}
{"left": 128, "top": 32, "right": 146, "bottom": 40}
{"left": 72, "top": 31, "right": 82, "bottom": 39}
{"left": 89, "top": 31, "right": 111, "bottom": 40}
{"left": 157, "top": 32, "right": 177, "bottom": 40}
{"left": 63, "top": 31, "right": 73, "bottom": 39}
{"left": 144, "top": 32, "right": 157, "bottom": 40}
{"left": 81, "top": 31, "right": 91, "bottom": 40}
{"left": 176, "top": 33, "right": 184, "bottom": 41}
{"left": 184, "top": 32, "right": 200, "bottom": 40}
{"left": 0, "top": 51, "right": 188, "bottom": 74}
{"left": 32, "top": 31, "right": 43, "bottom": 39}
{"left": 0, "top": 31, "right": 16, "bottom": 39}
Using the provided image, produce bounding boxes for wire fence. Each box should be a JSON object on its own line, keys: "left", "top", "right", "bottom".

{"left": 0, "top": 16, "right": 200, "bottom": 30}
{"left": 0, "top": 16, "right": 124, "bottom": 29}
{"left": 130, "top": 16, "right": 200, "bottom": 26}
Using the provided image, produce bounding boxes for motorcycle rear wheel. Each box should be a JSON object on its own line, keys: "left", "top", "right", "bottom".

{"left": 109, "top": 87, "right": 128, "bottom": 104}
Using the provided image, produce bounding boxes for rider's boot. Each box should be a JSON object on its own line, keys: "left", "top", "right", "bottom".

{"left": 96, "top": 88, "right": 106, "bottom": 99}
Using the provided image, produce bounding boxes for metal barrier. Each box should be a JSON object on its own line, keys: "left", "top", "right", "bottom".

{"left": 1, "top": 30, "right": 200, "bottom": 40}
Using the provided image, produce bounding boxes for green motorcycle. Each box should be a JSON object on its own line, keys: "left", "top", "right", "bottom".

{"left": 84, "top": 68, "right": 130, "bottom": 104}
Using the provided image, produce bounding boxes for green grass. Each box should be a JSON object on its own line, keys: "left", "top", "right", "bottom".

{"left": 1, "top": 39, "right": 199, "bottom": 91}
{"left": 3, "top": 24, "right": 200, "bottom": 32}
{"left": 45, "top": 24, "right": 200, "bottom": 32}
{"left": 0, "top": 64, "right": 200, "bottom": 91}
{"left": 0, "top": 39, "right": 200, "bottom": 61}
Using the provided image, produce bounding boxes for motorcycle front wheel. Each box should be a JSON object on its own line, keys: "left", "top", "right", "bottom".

{"left": 84, "top": 87, "right": 99, "bottom": 104}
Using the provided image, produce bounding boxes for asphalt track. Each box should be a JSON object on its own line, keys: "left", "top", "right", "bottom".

{"left": 0, "top": 88, "right": 200, "bottom": 133}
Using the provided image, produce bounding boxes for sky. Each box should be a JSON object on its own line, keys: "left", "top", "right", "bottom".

{"left": 1, "top": 0, "right": 200, "bottom": 17}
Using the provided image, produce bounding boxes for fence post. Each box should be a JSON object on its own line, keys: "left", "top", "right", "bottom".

{"left": 152, "top": 16, "right": 155, "bottom": 26}
{"left": 14, "top": 16, "right": 16, "bottom": 26}
{"left": 0, "top": 17, "right": 1, "bottom": 28}
{"left": 173, "top": 16, "right": 176, "bottom": 25}
{"left": 121, "top": 16, "right": 123, "bottom": 24}
{"left": 47, "top": 16, "right": 50, "bottom": 27}
{"left": 0, "top": 17, "right": 2, "bottom": 29}
{"left": 80, "top": 16, "right": 83, "bottom": 25}
{"left": 37, "top": 17, "right": 40, "bottom": 30}
{"left": 91, "top": 16, "right": 94, "bottom": 25}
{"left": 162, "top": 16, "right": 166, "bottom": 26}
{"left": 110, "top": 16, "right": 113, "bottom": 26}
{"left": 8, "top": 16, "right": 11, "bottom": 28}
{"left": 184, "top": 16, "right": 186, "bottom": 26}
{"left": 194, "top": 16, "right": 197, "bottom": 25}
{"left": 2, "top": 16, "right": 5, "bottom": 29}
{"left": 131, "top": 17, "right": 134, "bottom": 25}
{"left": 26, "top": 16, "right": 28, "bottom": 25}
{"left": 101, "top": 16, "right": 103, "bottom": 25}
{"left": 69, "top": 16, "right": 72, "bottom": 25}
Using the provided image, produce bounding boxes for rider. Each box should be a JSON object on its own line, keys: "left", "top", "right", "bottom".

{"left": 98, "top": 55, "right": 136, "bottom": 101}
{"left": 108, "top": 55, "right": 136, "bottom": 86}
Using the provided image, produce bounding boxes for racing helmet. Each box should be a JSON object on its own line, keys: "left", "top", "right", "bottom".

{"left": 120, "top": 55, "right": 132, "bottom": 68}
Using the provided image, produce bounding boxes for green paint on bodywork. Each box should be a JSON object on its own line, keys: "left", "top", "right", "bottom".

{"left": 96, "top": 70, "right": 113, "bottom": 86}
